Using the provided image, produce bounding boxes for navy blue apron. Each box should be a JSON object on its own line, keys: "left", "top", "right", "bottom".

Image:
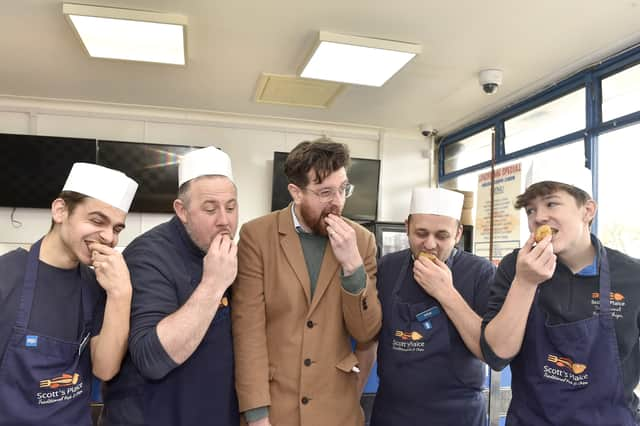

{"left": 508, "top": 249, "right": 636, "bottom": 425}
{"left": 0, "top": 239, "right": 94, "bottom": 426}
{"left": 371, "top": 251, "right": 486, "bottom": 426}
{"left": 142, "top": 289, "right": 239, "bottom": 425}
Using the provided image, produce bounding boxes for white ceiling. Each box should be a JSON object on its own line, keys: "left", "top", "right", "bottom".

{"left": 2, "top": 0, "right": 640, "bottom": 136}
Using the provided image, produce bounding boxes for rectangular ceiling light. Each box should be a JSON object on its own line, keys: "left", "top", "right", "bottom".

{"left": 63, "top": 3, "right": 187, "bottom": 65}
{"left": 300, "top": 31, "right": 421, "bottom": 87}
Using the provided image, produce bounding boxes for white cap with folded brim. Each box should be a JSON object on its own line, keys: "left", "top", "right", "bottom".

{"left": 62, "top": 163, "right": 138, "bottom": 213}
{"left": 410, "top": 187, "right": 464, "bottom": 220}
{"left": 525, "top": 160, "right": 592, "bottom": 197}
{"left": 178, "top": 146, "right": 234, "bottom": 187}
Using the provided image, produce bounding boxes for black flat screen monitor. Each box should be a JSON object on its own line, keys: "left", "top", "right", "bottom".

{"left": 0, "top": 133, "right": 97, "bottom": 208}
{"left": 97, "top": 141, "right": 196, "bottom": 213}
{"left": 271, "top": 151, "right": 380, "bottom": 221}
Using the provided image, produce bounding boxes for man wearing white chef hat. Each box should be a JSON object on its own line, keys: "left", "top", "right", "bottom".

{"left": 369, "top": 186, "right": 495, "bottom": 426}
{"left": 482, "top": 158, "right": 640, "bottom": 424}
{"left": 0, "top": 162, "right": 138, "bottom": 426}
{"left": 101, "top": 146, "right": 240, "bottom": 426}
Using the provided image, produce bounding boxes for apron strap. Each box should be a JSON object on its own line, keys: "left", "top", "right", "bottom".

{"left": 79, "top": 266, "right": 97, "bottom": 333}
{"left": 15, "top": 239, "right": 43, "bottom": 329}
{"left": 598, "top": 248, "right": 611, "bottom": 316}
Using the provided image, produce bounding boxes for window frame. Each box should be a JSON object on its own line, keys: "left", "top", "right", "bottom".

{"left": 438, "top": 43, "right": 640, "bottom": 234}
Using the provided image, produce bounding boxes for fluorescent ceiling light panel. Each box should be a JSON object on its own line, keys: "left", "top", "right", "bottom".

{"left": 300, "top": 31, "right": 421, "bottom": 87}
{"left": 63, "top": 3, "right": 187, "bottom": 65}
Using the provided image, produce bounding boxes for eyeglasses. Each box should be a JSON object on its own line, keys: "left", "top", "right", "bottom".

{"left": 304, "top": 183, "right": 354, "bottom": 202}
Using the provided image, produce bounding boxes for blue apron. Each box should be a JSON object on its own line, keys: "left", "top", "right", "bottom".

{"left": 142, "top": 288, "right": 239, "bottom": 425}
{"left": 371, "top": 251, "right": 486, "bottom": 426}
{"left": 0, "top": 239, "right": 94, "bottom": 426}
{"left": 508, "top": 249, "right": 636, "bottom": 425}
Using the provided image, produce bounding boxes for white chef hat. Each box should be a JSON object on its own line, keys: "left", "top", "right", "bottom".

{"left": 178, "top": 146, "right": 234, "bottom": 187}
{"left": 525, "top": 159, "right": 592, "bottom": 197}
{"left": 409, "top": 187, "right": 464, "bottom": 220}
{"left": 62, "top": 163, "right": 138, "bottom": 213}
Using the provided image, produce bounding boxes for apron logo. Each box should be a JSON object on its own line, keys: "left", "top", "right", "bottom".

{"left": 392, "top": 330, "right": 425, "bottom": 352}
{"left": 543, "top": 353, "right": 589, "bottom": 386}
{"left": 39, "top": 373, "right": 80, "bottom": 389}
{"left": 36, "top": 373, "right": 85, "bottom": 405}
{"left": 591, "top": 291, "right": 626, "bottom": 320}
{"left": 395, "top": 330, "right": 423, "bottom": 341}
{"left": 25, "top": 335, "right": 38, "bottom": 347}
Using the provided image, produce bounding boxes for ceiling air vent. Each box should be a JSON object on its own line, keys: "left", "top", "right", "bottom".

{"left": 255, "top": 73, "right": 344, "bottom": 108}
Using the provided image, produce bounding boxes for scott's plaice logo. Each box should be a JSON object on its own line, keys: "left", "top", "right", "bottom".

{"left": 543, "top": 353, "right": 589, "bottom": 387}
{"left": 394, "top": 330, "right": 423, "bottom": 341}
{"left": 39, "top": 373, "right": 80, "bottom": 389}
{"left": 591, "top": 291, "right": 626, "bottom": 320}
{"left": 547, "top": 354, "right": 586, "bottom": 374}
{"left": 592, "top": 291, "right": 625, "bottom": 302}
{"left": 392, "top": 330, "right": 425, "bottom": 353}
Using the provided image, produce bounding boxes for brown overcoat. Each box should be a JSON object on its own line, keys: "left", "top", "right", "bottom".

{"left": 232, "top": 205, "right": 382, "bottom": 426}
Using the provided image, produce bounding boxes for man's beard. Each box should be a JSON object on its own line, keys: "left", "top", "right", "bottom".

{"left": 299, "top": 203, "right": 341, "bottom": 236}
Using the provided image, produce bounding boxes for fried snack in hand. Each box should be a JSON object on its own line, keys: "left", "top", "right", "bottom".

{"left": 534, "top": 225, "right": 552, "bottom": 243}
{"left": 419, "top": 252, "right": 437, "bottom": 262}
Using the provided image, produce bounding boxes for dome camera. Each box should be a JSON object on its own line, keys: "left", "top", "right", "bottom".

{"left": 478, "top": 69, "right": 503, "bottom": 95}
{"left": 420, "top": 123, "right": 437, "bottom": 137}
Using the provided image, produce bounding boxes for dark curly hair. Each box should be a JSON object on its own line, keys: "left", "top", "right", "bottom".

{"left": 284, "top": 138, "right": 351, "bottom": 188}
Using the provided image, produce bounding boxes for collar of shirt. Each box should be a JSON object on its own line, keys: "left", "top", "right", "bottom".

{"left": 576, "top": 234, "right": 600, "bottom": 277}
{"left": 171, "top": 215, "right": 206, "bottom": 258}
{"left": 291, "top": 203, "right": 309, "bottom": 234}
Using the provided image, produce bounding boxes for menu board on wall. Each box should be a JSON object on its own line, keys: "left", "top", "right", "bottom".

{"left": 474, "top": 163, "right": 522, "bottom": 265}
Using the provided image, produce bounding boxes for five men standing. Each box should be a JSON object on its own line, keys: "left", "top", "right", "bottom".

{"left": 3, "top": 140, "right": 637, "bottom": 426}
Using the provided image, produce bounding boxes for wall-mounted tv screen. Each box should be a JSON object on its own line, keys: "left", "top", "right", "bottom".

{"left": 98, "top": 141, "right": 196, "bottom": 213}
{"left": 0, "top": 133, "right": 97, "bottom": 209}
{"left": 271, "top": 151, "right": 380, "bottom": 222}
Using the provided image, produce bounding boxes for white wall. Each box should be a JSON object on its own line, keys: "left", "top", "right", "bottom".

{"left": 0, "top": 96, "right": 431, "bottom": 253}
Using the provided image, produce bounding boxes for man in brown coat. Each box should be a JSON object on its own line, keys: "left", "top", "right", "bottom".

{"left": 232, "top": 139, "right": 382, "bottom": 426}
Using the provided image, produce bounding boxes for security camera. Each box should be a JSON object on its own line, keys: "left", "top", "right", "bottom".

{"left": 478, "top": 69, "right": 503, "bottom": 95}
{"left": 420, "top": 123, "right": 437, "bottom": 137}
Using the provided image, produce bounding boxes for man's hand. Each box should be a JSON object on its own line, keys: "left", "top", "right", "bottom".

{"left": 201, "top": 233, "right": 238, "bottom": 293}
{"left": 325, "top": 214, "right": 362, "bottom": 276}
{"left": 413, "top": 255, "right": 454, "bottom": 301}
{"left": 248, "top": 418, "right": 272, "bottom": 426}
{"left": 90, "top": 242, "right": 132, "bottom": 297}
{"left": 514, "top": 233, "right": 556, "bottom": 287}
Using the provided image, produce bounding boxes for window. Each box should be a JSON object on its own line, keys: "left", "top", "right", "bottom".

{"left": 504, "top": 89, "right": 585, "bottom": 154}
{"left": 443, "top": 128, "right": 493, "bottom": 174}
{"left": 602, "top": 63, "right": 640, "bottom": 122}
{"left": 597, "top": 123, "right": 640, "bottom": 257}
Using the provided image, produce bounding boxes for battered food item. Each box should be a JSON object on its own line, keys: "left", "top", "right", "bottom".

{"left": 534, "top": 225, "right": 552, "bottom": 243}
{"left": 419, "top": 252, "right": 437, "bottom": 262}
